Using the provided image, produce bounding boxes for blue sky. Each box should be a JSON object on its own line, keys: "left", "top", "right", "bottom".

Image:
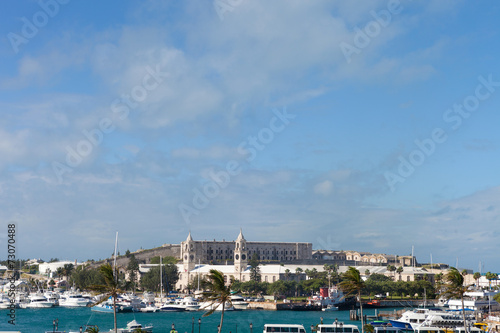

{"left": 1, "top": 0, "right": 499, "bottom": 272}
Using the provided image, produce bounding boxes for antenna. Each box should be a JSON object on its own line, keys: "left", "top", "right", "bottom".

{"left": 113, "top": 231, "right": 118, "bottom": 270}
{"left": 411, "top": 245, "right": 414, "bottom": 270}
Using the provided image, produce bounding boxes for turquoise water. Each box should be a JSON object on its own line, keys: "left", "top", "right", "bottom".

{"left": 1, "top": 307, "right": 390, "bottom": 333}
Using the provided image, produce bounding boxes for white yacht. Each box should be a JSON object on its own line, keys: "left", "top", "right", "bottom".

{"left": 447, "top": 290, "right": 500, "bottom": 312}
{"left": 21, "top": 293, "right": 55, "bottom": 308}
{"left": 140, "top": 302, "right": 158, "bottom": 313}
{"left": 0, "top": 294, "right": 12, "bottom": 309}
{"left": 199, "top": 300, "right": 235, "bottom": 311}
{"left": 159, "top": 298, "right": 186, "bottom": 312}
{"left": 44, "top": 291, "right": 60, "bottom": 305}
{"left": 176, "top": 296, "right": 200, "bottom": 311}
{"left": 390, "top": 308, "right": 475, "bottom": 329}
{"left": 230, "top": 295, "right": 249, "bottom": 310}
{"left": 118, "top": 293, "right": 142, "bottom": 311}
{"left": 108, "top": 319, "right": 153, "bottom": 333}
{"left": 59, "top": 291, "right": 92, "bottom": 307}
{"left": 419, "top": 311, "right": 476, "bottom": 329}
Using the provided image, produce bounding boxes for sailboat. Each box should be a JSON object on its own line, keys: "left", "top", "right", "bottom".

{"left": 91, "top": 232, "right": 131, "bottom": 313}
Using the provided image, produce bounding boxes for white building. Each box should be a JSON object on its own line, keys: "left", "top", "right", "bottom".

{"left": 38, "top": 261, "right": 82, "bottom": 278}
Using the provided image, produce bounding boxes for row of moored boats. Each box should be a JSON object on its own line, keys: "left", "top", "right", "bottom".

{"left": 0, "top": 289, "right": 250, "bottom": 313}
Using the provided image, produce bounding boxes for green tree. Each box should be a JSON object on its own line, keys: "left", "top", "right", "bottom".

{"left": 56, "top": 267, "right": 64, "bottom": 279}
{"left": 441, "top": 267, "right": 471, "bottom": 333}
{"left": 201, "top": 270, "right": 232, "bottom": 333}
{"left": 284, "top": 269, "right": 291, "bottom": 281}
{"left": 494, "top": 292, "right": 500, "bottom": 304}
{"left": 240, "top": 280, "right": 268, "bottom": 295}
{"left": 485, "top": 272, "right": 497, "bottom": 290}
{"left": 71, "top": 266, "right": 105, "bottom": 290}
{"left": 140, "top": 264, "right": 179, "bottom": 294}
{"left": 126, "top": 255, "right": 139, "bottom": 291}
{"left": 295, "top": 267, "right": 303, "bottom": 280}
{"left": 88, "top": 264, "right": 121, "bottom": 333}
{"left": 62, "top": 263, "right": 74, "bottom": 281}
{"left": 473, "top": 272, "right": 481, "bottom": 287}
{"left": 387, "top": 265, "right": 396, "bottom": 281}
{"left": 267, "top": 280, "right": 288, "bottom": 298}
{"left": 249, "top": 253, "right": 261, "bottom": 282}
{"left": 339, "top": 267, "right": 366, "bottom": 333}
{"left": 396, "top": 266, "right": 403, "bottom": 281}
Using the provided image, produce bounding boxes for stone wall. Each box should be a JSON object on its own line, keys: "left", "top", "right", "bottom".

{"left": 90, "top": 244, "right": 181, "bottom": 269}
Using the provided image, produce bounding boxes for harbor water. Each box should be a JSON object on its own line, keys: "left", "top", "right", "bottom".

{"left": 1, "top": 307, "right": 394, "bottom": 333}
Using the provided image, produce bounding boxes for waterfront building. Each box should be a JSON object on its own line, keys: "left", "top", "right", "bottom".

{"left": 176, "top": 229, "right": 312, "bottom": 291}
{"left": 133, "top": 230, "right": 433, "bottom": 291}
{"left": 38, "top": 260, "right": 83, "bottom": 278}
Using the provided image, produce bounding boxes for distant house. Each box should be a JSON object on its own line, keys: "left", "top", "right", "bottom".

{"left": 38, "top": 261, "right": 82, "bottom": 278}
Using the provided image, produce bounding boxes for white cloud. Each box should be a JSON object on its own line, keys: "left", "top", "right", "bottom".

{"left": 314, "top": 180, "right": 334, "bottom": 196}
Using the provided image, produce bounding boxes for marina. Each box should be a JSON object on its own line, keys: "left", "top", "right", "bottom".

{"left": 3, "top": 305, "right": 378, "bottom": 333}
{"left": 3, "top": 303, "right": 500, "bottom": 333}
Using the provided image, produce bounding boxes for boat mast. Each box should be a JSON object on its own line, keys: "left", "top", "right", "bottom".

{"left": 197, "top": 259, "right": 200, "bottom": 292}
{"left": 113, "top": 232, "right": 118, "bottom": 282}
{"left": 160, "top": 255, "right": 163, "bottom": 303}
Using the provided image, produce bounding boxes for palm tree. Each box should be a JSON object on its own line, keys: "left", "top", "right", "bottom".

{"left": 63, "top": 263, "right": 74, "bottom": 281}
{"left": 473, "top": 272, "right": 481, "bottom": 287}
{"left": 295, "top": 267, "right": 303, "bottom": 282}
{"left": 485, "top": 272, "right": 497, "bottom": 290}
{"left": 88, "top": 264, "right": 121, "bottom": 333}
{"left": 339, "top": 267, "right": 366, "bottom": 333}
{"left": 441, "top": 267, "right": 470, "bottom": 333}
{"left": 396, "top": 266, "right": 403, "bottom": 281}
{"left": 201, "top": 269, "right": 233, "bottom": 333}
{"left": 56, "top": 267, "right": 64, "bottom": 279}
{"left": 387, "top": 265, "right": 396, "bottom": 280}
{"left": 284, "top": 269, "right": 291, "bottom": 281}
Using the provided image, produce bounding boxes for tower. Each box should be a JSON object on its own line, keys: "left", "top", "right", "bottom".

{"left": 234, "top": 229, "right": 248, "bottom": 276}
{"left": 182, "top": 231, "right": 196, "bottom": 273}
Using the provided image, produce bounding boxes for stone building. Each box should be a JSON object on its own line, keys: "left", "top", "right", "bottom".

{"left": 312, "top": 250, "right": 416, "bottom": 267}
{"left": 180, "top": 230, "right": 312, "bottom": 267}
{"left": 177, "top": 229, "right": 312, "bottom": 291}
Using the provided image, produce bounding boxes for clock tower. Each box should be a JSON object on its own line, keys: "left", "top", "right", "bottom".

{"left": 234, "top": 229, "right": 248, "bottom": 278}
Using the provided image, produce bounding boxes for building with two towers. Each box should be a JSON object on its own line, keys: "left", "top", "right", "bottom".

{"left": 177, "top": 229, "right": 313, "bottom": 291}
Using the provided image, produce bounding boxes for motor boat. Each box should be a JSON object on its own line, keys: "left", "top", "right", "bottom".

{"left": 59, "top": 291, "right": 92, "bottom": 307}
{"left": 230, "top": 295, "right": 249, "bottom": 310}
{"left": 107, "top": 320, "right": 153, "bottom": 333}
{"left": 21, "top": 293, "right": 55, "bottom": 308}
{"left": 199, "top": 300, "right": 235, "bottom": 311}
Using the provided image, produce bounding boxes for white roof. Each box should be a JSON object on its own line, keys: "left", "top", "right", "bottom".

{"left": 187, "top": 264, "right": 432, "bottom": 275}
